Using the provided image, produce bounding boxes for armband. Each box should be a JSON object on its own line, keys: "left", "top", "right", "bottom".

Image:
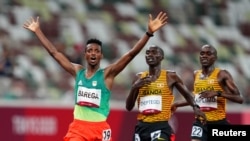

{"left": 146, "top": 32, "right": 154, "bottom": 37}
{"left": 217, "top": 91, "right": 222, "bottom": 97}
{"left": 193, "top": 104, "right": 200, "bottom": 109}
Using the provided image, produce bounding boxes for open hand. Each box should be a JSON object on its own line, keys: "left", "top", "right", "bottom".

{"left": 148, "top": 11, "right": 168, "bottom": 33}
{"left": 23, "top": 17, "right": 40, "bottom": 32}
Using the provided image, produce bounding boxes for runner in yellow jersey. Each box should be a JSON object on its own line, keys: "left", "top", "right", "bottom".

{"left": 171, "top": 44, "right": 243, "bottom": 141}
{"left": 126, "top": 45, "right": 206, "bottom": 141}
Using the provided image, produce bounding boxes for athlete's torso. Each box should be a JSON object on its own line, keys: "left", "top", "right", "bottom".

{"left": 137, "top": 70, "right": 174, "bottom": 122}
{"left": 73, "top": 69, "right": 111, "bottom": 122}
{"left": 193, "top": 68, "right": 226, "bottom": 121}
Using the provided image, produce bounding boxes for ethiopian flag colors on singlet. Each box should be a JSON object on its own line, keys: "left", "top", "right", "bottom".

{"left": 73, "top": 69, "right": 111, "bottom": 122}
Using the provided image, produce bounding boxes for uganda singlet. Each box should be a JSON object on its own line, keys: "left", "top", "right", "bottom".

{"left": 137, "top": 70, "right": 174, "bottom": 122}
{"left": 74, "top": 69, "right": 111, "bottom": 121}
{"left": 193, "top": 68, "right": 226, "bottom": 121}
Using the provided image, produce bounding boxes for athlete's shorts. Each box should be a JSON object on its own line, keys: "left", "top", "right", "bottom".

{"left": 191, "top": 118, "right": 229, "bottom": 141}
{"left": 64, "top": 119, "right": 112, "bottom": 141}
{"left": 133, "top": 120, "right": 175, "bottom": 141}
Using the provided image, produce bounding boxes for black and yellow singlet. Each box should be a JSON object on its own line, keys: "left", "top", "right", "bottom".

{"left": 137, "top": 70, "right": 174, "bottom": 122}
{"left": 194, "top": 68, "right": 226, "bottom": 121}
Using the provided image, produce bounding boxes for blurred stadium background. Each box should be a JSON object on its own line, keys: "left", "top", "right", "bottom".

{"left": 0, "top": 0, "right": 250, "bottom": 141}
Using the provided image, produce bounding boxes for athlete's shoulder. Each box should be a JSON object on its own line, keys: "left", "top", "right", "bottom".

{"left": 217, "top": 68, "right": 232, "bottom": 77}
{"left": 136, "top": 71, "right": 144, "bottom": 75}
{"left": 164, "top": 70, "right": 179, "bottom": 78}
{"left": 76, "top": 68, "right": 86, "bottom": 75}
{"left": 165, "top": 69, "right": 176, "bottom": 73}
{"left": 216, "top": 67, "right": 227, "bottom": 72}
{"left": 135, "top": 71, "right": 145, "bottom": 77}
{"left": 135, "top": 71, "right": 145, "bottom": 76}
{"left": 194, "top": 69, "right": 200, "bottom": 74}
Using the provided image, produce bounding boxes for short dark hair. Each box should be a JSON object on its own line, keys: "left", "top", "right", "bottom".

{"left": 157, "top": 46, "right": 164, "bottom": 57}
{"left": 85, "top": 38, "right": 102, "bottom": 52}
{"left": 201, "top": 44, "right": 217, "bottom": 56}
{"left": 86, "top": 38, "right": 102, "bottom": 46}
{"left": 149, "top": 45, "right": 164, "bottom": 57}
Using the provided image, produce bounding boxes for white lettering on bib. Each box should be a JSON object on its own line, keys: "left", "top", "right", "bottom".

{"left": 76, "top": 86, "right": 101, "bottom": 107}
{"left": 139, "top": 95, "right": 162, "bottom": 115}
{"left": 194, "top": 94, "right": 217, "bottom": 111}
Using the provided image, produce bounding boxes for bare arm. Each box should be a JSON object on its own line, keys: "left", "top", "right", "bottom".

{"left": 106, "top": 12, "right": 168, "bottom": 78}
{"left": 168, "top": 72, "right": 206, "bottom": 121}
{"left": 200, "top": 70, "right": 243, "bottom": 103}
{"left": 126, "top": 73, "right": 152, "bottom": 111}
{"left": 218, "top": 70, "right": 243, "bottom": 103}
{"left": 126, "top": 76, "right": 140, "bottom": 111}
{"left": 171, "top": 70, "right": 197, "bottom": 111}
{"left": 167, "top": 72, "right": 195, "bottom": 106}
{"left": 23, "top": 17, "right": 81, "bottom": 77}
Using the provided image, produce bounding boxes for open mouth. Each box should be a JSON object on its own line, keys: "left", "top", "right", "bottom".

{"left": 90, "top": 57, "right": 96, "bottom": 63}
{"left": 201, "top": 59, "right": 208, "bottom": 63}
{"left": 146, "top": 58, "right": 154, "bottom": 62}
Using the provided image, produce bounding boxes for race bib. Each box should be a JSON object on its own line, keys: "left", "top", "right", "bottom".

{"left": 134, "top": 134, "right": 140, "bottom": 141}
{"left": 139, "top": 95, "right": 162, "bottom": 115}
{"left": 191, "top": 125, "right": 203, "bottom": 137}
{"left": 194, "top": 94, "right": 217, "bottom": 111}
{"left": 76, "top": 86, "right": 101, "bottom": 107}
{"left": 151, "top": 130, "right": 161, "bottom": 140}
{"left": 102, "top": 129, "right": 111, "bottom": 141}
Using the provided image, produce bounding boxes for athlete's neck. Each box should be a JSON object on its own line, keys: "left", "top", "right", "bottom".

{"left": 85, "top": 67, "right": 100, "bottom": 78}
{"left": 148, "top": 66, "right": 161, "bottom": 81}
{"left": 201, "top": 66, "right": 215, "bottom": 77}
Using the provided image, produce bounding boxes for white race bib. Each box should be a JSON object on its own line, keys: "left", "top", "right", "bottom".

{"left": 139, "top": 95, "right": 162, "bottom": 115}
{"left": 194, "top": 94, "right": 217, "bottom": 111}
{"left": 76, "top": 86, "right": 101, "bottom": 107}
{"left": 191, "top": 125, "right": 203, "bottom": 137}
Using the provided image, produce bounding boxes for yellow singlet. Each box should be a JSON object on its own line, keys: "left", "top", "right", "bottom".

{"left": 193, "top": 68, "right": 226, "bottom": 121}
{"left": 137, "top": 70, "right": 174, "bottom": 122}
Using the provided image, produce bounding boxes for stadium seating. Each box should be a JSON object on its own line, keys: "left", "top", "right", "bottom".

{"left": 0, "top": 0, "right": 249, "bottom": 104}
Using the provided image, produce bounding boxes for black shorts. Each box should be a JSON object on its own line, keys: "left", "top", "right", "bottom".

{"left": 191, "top": 118, "right": 229, "bottom": 141}
{"left": 133, "top": 120, "right": 175, "bottom": 141}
